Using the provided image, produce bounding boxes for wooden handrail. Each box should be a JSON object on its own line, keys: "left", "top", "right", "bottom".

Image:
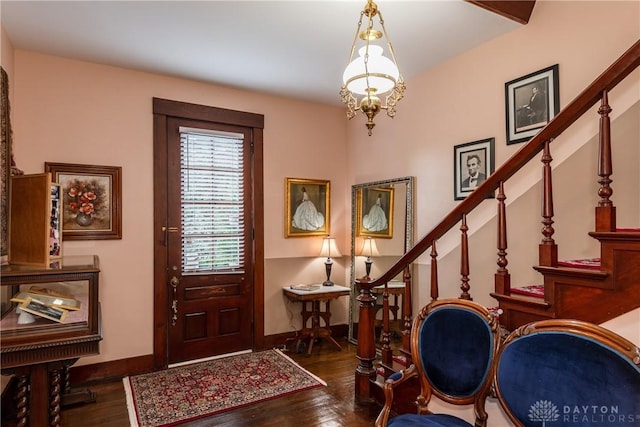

{"left": 359, "top": 39, "right": 640, "bottom": 290}
{"left": 354, "top": 39, "right": 640, "bottom": 403}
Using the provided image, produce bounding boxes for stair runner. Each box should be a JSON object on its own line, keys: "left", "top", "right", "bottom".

{"left": 376, "top": 229, "right": 639, "bottom": 377}
{"left": 510, "top": 258, "right": 601, "bottom": 298}
{"left": 511, "top": 227, "right": 639, "bottom": 298}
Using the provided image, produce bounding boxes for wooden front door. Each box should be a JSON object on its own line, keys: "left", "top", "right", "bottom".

{"left": 153, "top": 98, "right": 264, "bottom": 367}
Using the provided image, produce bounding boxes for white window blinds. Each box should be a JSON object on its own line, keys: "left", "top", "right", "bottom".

{"left": 180, "top": 129, "right": 245, "bottom": 273}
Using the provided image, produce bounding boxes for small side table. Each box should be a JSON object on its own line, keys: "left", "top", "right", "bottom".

{"left": 372, "top": 281, "right": 405, "bottom": 341}
{"left": 372, "top": 281, "right": 405, "bottom": 321}
{"left": 283, "top": 285, "right": 350, "bottom": 356}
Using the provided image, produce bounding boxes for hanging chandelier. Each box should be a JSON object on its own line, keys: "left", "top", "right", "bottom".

{"left": 340, "top": 0, "right": 405, "bottom": 136}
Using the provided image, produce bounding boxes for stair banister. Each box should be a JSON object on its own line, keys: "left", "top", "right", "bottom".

{"left": 360, "top": 39, "right": 640, "bottom": 291}
{"left": 596, "top": 90, "right": 615, "bottom": 232}
{"left": 354, "top": 39, "right": 640, "bottom": 403}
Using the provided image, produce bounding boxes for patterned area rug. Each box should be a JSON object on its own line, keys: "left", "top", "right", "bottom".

{"left": 123, "top": 349, "right": 326, "bottom": 427}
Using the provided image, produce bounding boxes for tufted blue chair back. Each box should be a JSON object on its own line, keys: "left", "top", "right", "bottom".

{"left": 416, "top": 305, "right": 494, "bottom": 400}
{"left": 495, "top": 319, "right": 640, "bottom": 427}
{"left": 377, "top": 299, "right": 500, "bottom": 427}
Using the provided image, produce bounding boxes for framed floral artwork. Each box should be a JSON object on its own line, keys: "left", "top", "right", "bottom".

{"left": 45, "top": 162, "right": 122, "bottom": 240}
{"left": 285, "top": 177, "right": 330, "bottom": 237}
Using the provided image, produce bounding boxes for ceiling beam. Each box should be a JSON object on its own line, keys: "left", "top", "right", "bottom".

{"left": 467, "top": 1, "right": 536, "bottom": 25}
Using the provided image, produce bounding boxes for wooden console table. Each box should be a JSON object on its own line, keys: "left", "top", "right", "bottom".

{"left": 283, "top": 285, "right": 350, "bottom": 356}
{"left": 0, "top": 255, "right": 102, "bottom": 427}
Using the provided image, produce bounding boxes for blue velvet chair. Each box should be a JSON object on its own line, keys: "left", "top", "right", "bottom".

{"left": 375, "top": 299, "right": 501, "bottom": 427}
{"left": 495, "top": 319, "right": 640, "bottom": 427}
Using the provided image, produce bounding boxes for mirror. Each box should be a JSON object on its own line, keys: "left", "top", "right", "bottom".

{"left": 348, "top": 176, "right": 414, "bottom": 343}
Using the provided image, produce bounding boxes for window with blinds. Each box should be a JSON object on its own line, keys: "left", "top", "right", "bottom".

{"left": 180, "top": 129, "right": 245, "bottom": 274}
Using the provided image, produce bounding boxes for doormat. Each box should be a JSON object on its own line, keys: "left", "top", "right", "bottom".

{"left": 123, "top": 349, "right": 326, "bottom": 427}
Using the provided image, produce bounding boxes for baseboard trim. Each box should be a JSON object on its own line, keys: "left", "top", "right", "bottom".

{"left": 69, "top": 324, "right": 349, "bottom": 385}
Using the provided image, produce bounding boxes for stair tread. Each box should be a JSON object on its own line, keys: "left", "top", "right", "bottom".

{"left": 510, "top": 284, "right": 545, "bottom": 298}
{"left": 557, "top": 257, "right": 601, "bottom": 270}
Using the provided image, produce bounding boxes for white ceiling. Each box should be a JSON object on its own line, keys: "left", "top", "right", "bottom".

{"left": 1, "top": 1, "right": 522, "bottom": 106}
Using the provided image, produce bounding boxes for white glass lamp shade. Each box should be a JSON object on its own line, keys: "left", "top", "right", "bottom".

{"left": 343, "top": 45, "right": 399, "bottom": 96}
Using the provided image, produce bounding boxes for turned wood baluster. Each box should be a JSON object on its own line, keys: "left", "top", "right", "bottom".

{"left": 596, "top": 90, "right": 616, "bottom": 232}
{"left": 49, "top": 368, "right": 62, "bottom": 427}
{"left": 354, "top": 277, "right": 376, "bottom": 403}
{"left": 63, "top": 365, "right": 71, "bottom": 394}
{"left": 430, "top": 240, "right": 438, "bottom": 301}
{"left": 460, "top": 214, "right": 472, "bottom": 300}
{"left": 380, "top": 282, "right": 392, "bottom": 366}
{"left": 15, "top": 374, "right": 28, "bottom": 427}
{"left": 495, "top": 182, "right": 511, "bottom": 295}
{"left": 402, "top": 266, "right": 412, "bottom": 353}
{"left": 539, "top": 140, "right": 558, "bottom": 266}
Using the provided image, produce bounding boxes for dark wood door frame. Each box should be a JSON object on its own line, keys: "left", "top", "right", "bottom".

{"left": 152, "top": 97, "right": 265, "bottom": 370}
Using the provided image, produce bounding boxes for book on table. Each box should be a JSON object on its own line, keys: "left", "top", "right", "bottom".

{"left": 289, "top": 284, "right": 321, "bottom": 291}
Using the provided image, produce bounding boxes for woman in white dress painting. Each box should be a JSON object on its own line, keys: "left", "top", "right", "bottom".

{"left": 363, "top": 194, "right": 388, "bottom": 232}
{"left": 292, "top": 187, "right": 325, "bottom": 231}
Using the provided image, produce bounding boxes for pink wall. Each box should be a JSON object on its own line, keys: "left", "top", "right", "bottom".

{"left": 1, "top": 24, "right": 14, "bottom": 83}
{"left": 3, "top": 0, "right": 639, "bottom": 370}
{"left": 346, "top": 0, "right": 639, "bottom": 308}
{"left": 10, "top": 51, "right": 348, "bottom": 361}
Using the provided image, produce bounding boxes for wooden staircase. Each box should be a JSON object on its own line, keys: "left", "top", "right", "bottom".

{"left": 493, "top": 230, "right": 640, "bottom": 331}
{"left": 354, "top": 39, "right": 640, "bottom": 407}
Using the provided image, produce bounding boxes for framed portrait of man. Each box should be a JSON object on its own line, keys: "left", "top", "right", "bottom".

{"left": 454, "top": 138, "right": 495, "bottom": 200}
{"left": 505, "top": 64, "right": 559, "bottom": 145}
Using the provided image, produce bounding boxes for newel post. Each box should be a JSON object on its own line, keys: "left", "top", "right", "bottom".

{"left": 354, "top": 277, "right": 377, "bottom": 404}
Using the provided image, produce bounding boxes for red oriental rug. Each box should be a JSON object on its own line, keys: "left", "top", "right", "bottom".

{"left": 123, "top": 349, "right": 326, "bottom": 427}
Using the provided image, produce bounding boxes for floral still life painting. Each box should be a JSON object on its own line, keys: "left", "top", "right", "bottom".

{"left": 63, "top": 176, "right": 109, "bottom": 229}
{"left": 45, "top": 162, "right": 122, "bottom": 240}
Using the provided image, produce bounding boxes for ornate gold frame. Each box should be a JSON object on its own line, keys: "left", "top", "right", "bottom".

{"left": 285, "top": 177, "right": 330, "bottom": 237}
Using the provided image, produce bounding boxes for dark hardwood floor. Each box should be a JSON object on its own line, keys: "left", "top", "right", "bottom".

{"left": 5, "top": 338, "right": 382, "bottom": 426}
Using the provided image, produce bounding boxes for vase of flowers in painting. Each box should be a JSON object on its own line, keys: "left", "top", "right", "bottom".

{"left": 64, "top": 179, "right": 103, "bottom": 228}
{"left": 75, "top": 212, "right": 93, "bottom": 226}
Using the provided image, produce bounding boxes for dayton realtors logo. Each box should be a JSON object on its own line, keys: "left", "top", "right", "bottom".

{"left": 528, "top": 400, "right": 560, "bottom": 426}
{"left": 528, "top": 401, "right": 640, "bottom": 425}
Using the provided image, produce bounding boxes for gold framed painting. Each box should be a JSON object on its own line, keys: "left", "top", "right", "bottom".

{"left": 357, "top": 186, "right": 394, "bottom": 238}
{"left": 45, "top": 162, "right": 122, "bottom": 240}
{"left": 285, "top": 177, "right": 330, "bottom": 237}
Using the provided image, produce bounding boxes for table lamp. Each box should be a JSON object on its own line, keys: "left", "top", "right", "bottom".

{"left": 358, "top": 236, "right": 380, "bottom": 280}
{"left": 320, "top": 236, "right": 341, "bottom": 286}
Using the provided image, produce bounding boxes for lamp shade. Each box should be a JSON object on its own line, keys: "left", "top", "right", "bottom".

{"left": 342, "top": 45, "right": 399, "bottom": 95}
{"left": 358, "top": 237, "right": 380, "bottom": 258}
{"left": 320, "top": 237, "right": 342, "bottom": 258}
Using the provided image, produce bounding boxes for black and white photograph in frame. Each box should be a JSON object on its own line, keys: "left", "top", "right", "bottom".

{"left": 505, "top": 64, "right": 559, "bottom": 145}
{"left": 454, "top": 138, "right": 495, "bottom": 201}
